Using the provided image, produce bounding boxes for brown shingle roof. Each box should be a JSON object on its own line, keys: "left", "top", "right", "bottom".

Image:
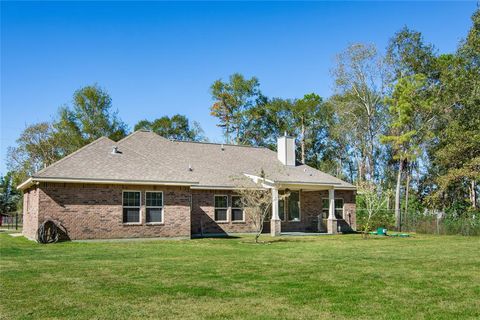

{"left": 24, "top": 130, "right": 355, "bottom": 189}
{"left": 33, "top": 135, "right": 196, "bottom": 184}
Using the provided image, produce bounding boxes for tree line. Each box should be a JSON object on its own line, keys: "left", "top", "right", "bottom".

{"left": 2, "top": 9, "right": 479, "bottom": 233}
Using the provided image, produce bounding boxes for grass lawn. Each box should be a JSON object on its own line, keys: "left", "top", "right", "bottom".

{"left": 1, "top": 233, "right": 479, "bottom": 320}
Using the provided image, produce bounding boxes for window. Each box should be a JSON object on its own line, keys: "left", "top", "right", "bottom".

{"left": 288, "top": 191, "right": 300, "bottom": 221}
{"left": 146, "top": 192, "right": 163, "bottom": 223}
{"left": 214, "top": 195, "right": 228, "bottom": 222}
{"left": 322, "top": 198, "right": 344, "bottom": 219}
{"left": 276, "top": 191, "right": 300, "bottom": 221}
{"left": 123, "top": 191, "right": 141, "bottom": 224}
{"left": 335, "top": 199, "right": 344, "bottom": 219}
{"left": 322, "top": 199, "right": 329, "bottom": 219}
{"left": 231, "top": 196, "right": 244, "bottom": 222}
{"left": 278, "top": 191, "right": 285, "bottom": 220}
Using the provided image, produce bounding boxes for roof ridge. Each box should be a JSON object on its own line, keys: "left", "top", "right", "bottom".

{"left": 117, "top": 129, "right": 171, "bottom": 144}
{"left": 34, "top": 136, "right": 114, "bottom": 177}
{"left": 119, "top": 130, "right": 267, "bottom": 149}
{"left": 170, "top": 139, "right": 268, "bottom": 149}
{"left": 115, "top": 130, "right": 144, "bottom": 144}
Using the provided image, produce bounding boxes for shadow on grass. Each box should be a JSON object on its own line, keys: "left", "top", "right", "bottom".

{"left": 241, "top": 237, "right": 326, "bottom": 245}
{"left": 191, "top": 234, "right": 242, "bottom": 239}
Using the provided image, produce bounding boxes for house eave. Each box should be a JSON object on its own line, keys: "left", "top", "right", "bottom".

{"left": 275, "top": 182, "right": 356, "bottom": 191}
{"left": 241, "top": 173, "right": 356, "bottom": 191}
{"left": 17, "top": 177, "right": 356, "bottom": 192}
{"left": 190, "top": 185, "right": 265, "bottom": 191}
{"left": 334, "top": 186, "right": 357, "bottom": 191}
{"left": 17, "top": 177, "right": 199, "bottom": 190}
{"left": 275, "top": 180, "right": 341, "bottom": 186}
{"left": 17, "top": 177, "right": 35, "bottom": 191}
{"left": 275, "top": 180, "right": 356, "bottom": 189}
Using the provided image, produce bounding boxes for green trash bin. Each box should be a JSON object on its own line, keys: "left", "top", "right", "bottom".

{"left": 377, "top": 227, "right": 387, "bottom": 236}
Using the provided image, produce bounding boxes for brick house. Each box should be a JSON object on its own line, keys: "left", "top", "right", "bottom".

{"left": 18, "top": 130, "right": 356, "bottom": 240}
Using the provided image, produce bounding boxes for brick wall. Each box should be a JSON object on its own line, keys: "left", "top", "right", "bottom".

{"left": 279, "top": 189, "right": 356, "bottom": 233}
{"left": 22, "top": 186, "right": 40, "bottom": 240}
{"left": 22, "top": 182, "right": 356, "bottom": 240}
{"left": 337, "top": 190, "right": 357, "bottom": 230}
{"left": 191, "top": 189, "right": 356, "bottom": 235}
{"left": 281, "top": 190, "right": 324, "bottom": 232}
{"left": 191, "top": 190, "right": 255, "bottom": 235}
{"left": 35, "top": 183, "right": 191, "bottom": 240}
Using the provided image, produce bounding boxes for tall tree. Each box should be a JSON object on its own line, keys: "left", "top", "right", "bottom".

{"left": 384, "top": 26, "right": 438, "bottom": 225}
{"left": 244, "top": 97, "right": 295, "bottom": 149}
{"left": 54, "top": 84, "right": 127, "bottom": 155}
{"left": 8, "top": 84, "right": 129, "bottom": 183}
{"left": 210, "top": 73, "right": 262, "bottom": 144}
{"left": 292, "top": 93, "right": 324, "bottom": 164}
{"left": 7, "top": 122, "right": 61, "bottom": 183}
{"left": 134, "top": 114, "right": 206, "bottom": 141}
{"left": 0, "top": 172, "right": 21, "bottom": 214}
{"left": 381, "top": 74, "right": 435, "bottom": 230}
{"left": 386, "top": 26, "right": 437, "bottom": 80}
{"left": 246, "top": 94, "right": 334, "bottom": 170}
{"left": 331, "top": 43, "right": 389, "bottom": 182}
{"left": 427, "top": 9, "right": 480, "bottom": 210}
{"left": 294, "top": 94, "right": 335, "bottom": 170}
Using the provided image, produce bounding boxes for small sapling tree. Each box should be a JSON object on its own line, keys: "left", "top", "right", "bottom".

{"left": 234, "top": 171, "right": 275, "bottom": 243}
{"left": 358, "top": 182, "right": 391, "bottom": 238}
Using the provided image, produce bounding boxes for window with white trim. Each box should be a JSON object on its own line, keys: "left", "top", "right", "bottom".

{"left": 123, "top": 191, "right": 141, "bottom": 223}
{"left": 322, "top": 198, "right": 344, "bottom": 219}
{"left": 275, "top": 191, "right": 300, "bottom": 221}
{"left": 288, "top": 191, "right": 300, "bottom": 221}
{"left": 335, "top": 199, "right": 344, "bottom": 219}
{"left": 146, "top": 191, "right": 163, "bottom": 223}
{"left": 231, "top": 196, "right": 244, "bottom": 222}
{"left": 278, "top": 191, "right": 286, "bottom": 220}
{"left": 214, "top": 195, "right": 228, "bottom": 222}
{"left": 322, "top": 199, "right": 329, "bottom": 219}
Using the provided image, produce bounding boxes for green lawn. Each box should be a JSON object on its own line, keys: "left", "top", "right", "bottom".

{"left": 1, "top": 233, "right": 479, "bottom": 320}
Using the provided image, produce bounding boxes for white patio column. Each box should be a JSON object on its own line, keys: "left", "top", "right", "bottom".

{"left": 270, "top": 187, "right": 281, "bottom": 236}
{"left": 328, "top": 188, "right": 335, "bottom": 220}
{"left": 327, "top": 187, "right": 338, "bottom": 234}
{"left": 272, "top": 188, "right": 279, "bottom": 220}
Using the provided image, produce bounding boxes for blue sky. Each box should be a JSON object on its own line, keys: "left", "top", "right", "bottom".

{"left": 1, "top": 1, "right": 477, "bottom": 175}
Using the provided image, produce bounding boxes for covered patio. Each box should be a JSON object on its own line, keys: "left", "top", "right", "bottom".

{"left": 245, "top": 174, "right": 357, "bottom": 236}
